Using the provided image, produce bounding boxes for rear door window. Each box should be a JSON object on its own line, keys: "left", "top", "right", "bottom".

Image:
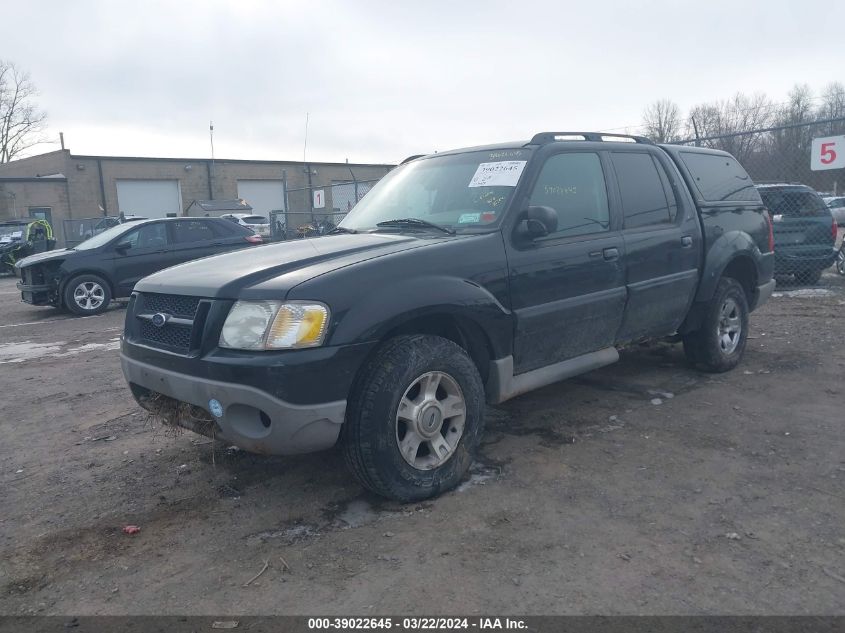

{"left": 680, "top": 152, "right": 761, "bottom": 202}
{"left": 759, "top": 189, "right": 830, "bottom": 217}
{"left": 612, "top": 152, "right": 673, "bottom": 229}
{"left": 209, "top": 220, "right": 249, "bottom": 237}
{"left": 528, "top": 152, "right": 610, "bottom": 239}
{"left": 172, "top": 220, "right": 216, "bottom": 244}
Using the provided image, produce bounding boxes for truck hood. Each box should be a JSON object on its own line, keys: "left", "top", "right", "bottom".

{"left": 15, "top": 248, "right": 72, "bottom": 269}
{"left": 134, "top": 232, "right": 450, "bottom": 298}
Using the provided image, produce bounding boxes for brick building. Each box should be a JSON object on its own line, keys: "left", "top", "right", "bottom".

{"left": 0, "top": 149, "right": 393, "bottom": 245}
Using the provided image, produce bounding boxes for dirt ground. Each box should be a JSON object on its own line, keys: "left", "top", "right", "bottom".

{"left": 1, "top": 272, "right": 843, "bottom": 616}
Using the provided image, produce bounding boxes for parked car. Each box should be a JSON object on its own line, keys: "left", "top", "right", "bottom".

{"left": 220, "top": 213, "right": 272, "bottom": 238}
{"left": 824, "top": 196, "right": 845, "bottom": 226}
{"left": 122, "top": 132, "right": 774, "bottom": 501}
{"left": 16, "top": 217, "right": 263, "bottom": 316}
{"left": 756, "top": 184, "right": 838, "bottom": 284}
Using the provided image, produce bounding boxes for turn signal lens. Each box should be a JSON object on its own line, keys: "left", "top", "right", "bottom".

{"left": 265, "top": 303, "right": 329, "bottom": 349}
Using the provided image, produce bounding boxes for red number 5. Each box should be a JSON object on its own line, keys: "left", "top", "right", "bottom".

{"left": 821, "top": 142, "right": 837, "bottom": 164}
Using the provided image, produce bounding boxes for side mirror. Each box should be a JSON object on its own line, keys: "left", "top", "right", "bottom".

{"left": 114, "top": 241, "right": 132, "bottom": 253}
{"left": 518, "top": 206, "right": 558, "bottom": 239}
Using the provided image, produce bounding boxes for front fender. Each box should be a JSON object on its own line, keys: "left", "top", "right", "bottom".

{"left": 329, "top": 274, "right": 513, "bottom": 359}
{"left": 695, "top": 230, "right": 761, "bottom": 302}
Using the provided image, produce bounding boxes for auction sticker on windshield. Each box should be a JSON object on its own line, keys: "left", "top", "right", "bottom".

{"left": 468, "top": 161, "right": 527, "bottom": 188}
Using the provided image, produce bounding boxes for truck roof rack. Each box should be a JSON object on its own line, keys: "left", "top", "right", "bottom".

{"left": 528, "top": 132, "right": 654, "bottom": 145}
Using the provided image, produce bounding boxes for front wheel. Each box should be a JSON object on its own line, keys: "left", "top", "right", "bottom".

{"left": 63, "top": 274, "right": 112, "bottom": 316}
{"left": 342, "top": 334, "right": 485, "bottom": 502}
{"left": 683, "top": 277, "right": 749, "bottom": 373}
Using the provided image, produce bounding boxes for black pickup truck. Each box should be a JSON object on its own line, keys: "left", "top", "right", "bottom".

{"left": 121, "top": 132, "right": 775, "bottom": 501}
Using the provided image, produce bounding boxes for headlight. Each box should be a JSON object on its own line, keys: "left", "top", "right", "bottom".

{"left": 219, "top": 301, "right": 329, "bottom": 350}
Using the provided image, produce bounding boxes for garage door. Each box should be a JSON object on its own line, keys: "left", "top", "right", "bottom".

{"left": 116, "top": 180, "right": 182, "bottom": 218}
{"left": 237, "top": 180, "right": 286, "bottom": 216}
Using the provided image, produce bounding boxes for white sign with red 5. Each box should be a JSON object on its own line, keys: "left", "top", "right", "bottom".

{"left": 811, "top": 135, "right": 845, "bottom": 171}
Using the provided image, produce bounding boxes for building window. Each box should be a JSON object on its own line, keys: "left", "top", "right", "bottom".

{"left": 29, "top": 207, "right": 53, "bottom": 225}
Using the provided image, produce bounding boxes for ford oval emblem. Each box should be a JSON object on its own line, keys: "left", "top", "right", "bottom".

{"left": 151, "top": 312, "right": 170, "bottom": 328}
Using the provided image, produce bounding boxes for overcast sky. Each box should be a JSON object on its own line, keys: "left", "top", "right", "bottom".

{"left": 5, "top": 0, "right": 844, "bottom": 164}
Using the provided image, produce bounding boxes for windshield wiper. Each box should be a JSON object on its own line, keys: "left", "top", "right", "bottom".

{"left": 326, "top": 226, "right": 358, "bottom": 235}
{"left": 375, "top": 218, "right": 456, "bottom": 235}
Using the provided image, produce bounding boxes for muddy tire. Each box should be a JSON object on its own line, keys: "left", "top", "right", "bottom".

{"left": 342, "top": 334, "right": 485, "bottom": 502}
{"left": 63, "top": 274, "right": 112, "bottom": 316}
{"left": 683, "top": 277, "right": 749, "bottom": 373}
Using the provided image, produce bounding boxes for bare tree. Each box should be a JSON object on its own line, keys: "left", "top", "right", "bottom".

{"left": 642, "top": 99, "right": 682, "bottom": 143}
{"left": 686, "top": 92, "right": 773, "bottom": 162}
{"left": 818, "top": 81, "right": 845, "bottom": 135}
{"left": 0, "top": 60, "right": 48, "bottom": 163}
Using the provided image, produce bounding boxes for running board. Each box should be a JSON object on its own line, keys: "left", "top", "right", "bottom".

{"left": 486, "top": 347, "right": 619, "bottom": 404}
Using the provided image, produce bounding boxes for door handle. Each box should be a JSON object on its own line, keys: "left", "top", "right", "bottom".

{"left": 602, "top": 247, "right": 619, "bottom": 261}
{"left": 681, "top": 235, "right": 693, "bottom": 247}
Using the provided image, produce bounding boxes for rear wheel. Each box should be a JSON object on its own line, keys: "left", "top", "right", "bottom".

{"left": 342, "top": 334, "right": 485, "bottom": 502}
{"left": 683, "top": 277, "right": 749, "bottom": 373}
{"left": 63, "top": 274, "right": 112, "bottom": 316}
{"left": 836, "top": 247, "right": 845, "bottom": 276}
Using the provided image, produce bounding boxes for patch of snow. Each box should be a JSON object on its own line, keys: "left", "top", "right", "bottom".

{"left": 773, "top": 288, "right": 834, "bottom": 298}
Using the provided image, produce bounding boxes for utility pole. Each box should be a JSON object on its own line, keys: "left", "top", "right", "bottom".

{"left": 209, "top": 121, "right": 215, "bottom": 199}
{"left": 346, "top": 158, "right": 358, "bottom": 207}
{"left": 303, "top": 113, "right": 313, "bottom": 222}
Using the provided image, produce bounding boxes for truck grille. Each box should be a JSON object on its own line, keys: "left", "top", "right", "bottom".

{"left": 142, "top": 293, "right": 201, "bottom": 318}
{"left": 133, "top": 293, "right": 209, "bottom": 355}
{"left": 139, "top": 320, "right": 193, "bottom": 351}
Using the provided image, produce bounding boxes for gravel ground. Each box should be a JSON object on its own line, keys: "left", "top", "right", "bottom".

{"left": 1, "top": 272, "right": 843, "bottom": 615}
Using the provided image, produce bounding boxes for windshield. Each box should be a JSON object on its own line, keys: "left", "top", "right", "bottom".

{"left": 74, "top": 221, "right": 143, "bottom": 250}
{"left": 243, "top": 216, "right": 269, "bottom": 224}
{"left": 339, "top": 149, "right": 531, "bottom": 232}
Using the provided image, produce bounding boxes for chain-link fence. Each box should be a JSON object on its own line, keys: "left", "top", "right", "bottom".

{"left": 675, "top": 118, "right": 845, "bottom": 284}
{"left": 268, "top": 178, "right": 381, "bottom": 241}
{"left": 63, "top": 217, "right": 118, "bottom": 248}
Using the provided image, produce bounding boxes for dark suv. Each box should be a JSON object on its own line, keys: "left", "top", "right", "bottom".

{"left": 756, "top": 183, "right": 838, "bottom": 284}
{"left": 16, "top": 217, "right": 262, "bottom": 315}
{"left": 122, "top": 132, "right": 774, "bottom": 501}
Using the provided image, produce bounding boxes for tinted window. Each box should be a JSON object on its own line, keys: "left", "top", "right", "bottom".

{"left": 612, "top": 152, "right": 672, "bottom": 228}
{"left": 243, "top": 216, "right": 269, "bottom": 224}
{"left": 528, "top": 152, "right": 610, "bottom": 238}
{"left": 173, "top": 220, "right": 215, "bottom": 244}
{"left": 680, "top": 152, "right": 761, "bottom": 202}
{"left": 120, "top": 223, "right": 168, "bottom": 249}
{"left": 758, "top": 189, "right": 830, "bottom": 218}
{"left": 209, "top": 219, "right": 248, "bottom": 237}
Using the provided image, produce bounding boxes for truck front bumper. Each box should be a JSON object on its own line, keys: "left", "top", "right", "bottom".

{"left": 121, "top": 354, "right": 346, "bottom": 455}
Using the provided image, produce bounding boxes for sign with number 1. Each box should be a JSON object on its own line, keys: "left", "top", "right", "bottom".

{"left": 811, "top": 135, "right": 845, "bottom": 171}
{"left": 313, "top": 189, "right": 325, "bottom": 209}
